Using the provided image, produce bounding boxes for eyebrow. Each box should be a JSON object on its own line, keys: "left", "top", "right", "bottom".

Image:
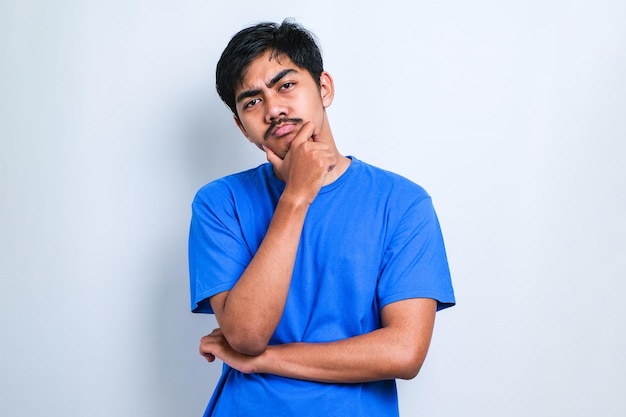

{"left": 235, "top": 69, "right": 298, "bottom": 104}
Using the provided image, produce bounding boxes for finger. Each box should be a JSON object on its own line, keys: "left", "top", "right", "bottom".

{"left": 291, "top": 121, "right": 316, "bottom": 148}
{"left": 200, "top": 349, "right": 216, "bottom": 362}
{"left": 199, "top": 339, "right": 217, "bottom": 362}
{"left": 263, "top": 144, "right": 282, "bottom": 168}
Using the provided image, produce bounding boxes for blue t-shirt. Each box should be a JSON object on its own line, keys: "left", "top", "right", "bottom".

{"left": 189, "top": 157, "right": 455, "bottom": 417}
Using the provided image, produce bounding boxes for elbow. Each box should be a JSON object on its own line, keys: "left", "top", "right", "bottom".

{"left": 397, "top": 361, "right": 423, "bottom": 380}
{"left": 226, "top": 332, "right": 270, "bottom": 356}
{"left": 393, "top": 349, "right": 427, "bottom": 380}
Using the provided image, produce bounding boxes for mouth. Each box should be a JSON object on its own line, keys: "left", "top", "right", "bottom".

{"left": 274, "top": 124, "right": 296, "bottom": 138}
{"left": 264, "top": 117, "right": 303, "bottom": 141}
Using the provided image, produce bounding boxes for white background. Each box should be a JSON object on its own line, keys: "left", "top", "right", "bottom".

{"left": 1, "top": 1, "right": 625, "bottom": 416}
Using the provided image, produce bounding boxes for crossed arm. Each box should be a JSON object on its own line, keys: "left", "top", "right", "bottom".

{"left": 199, "top": 123, "right": 438, "bottom": 383}
{"left": 201, "top": 296, "right": 436, "bottom": 383}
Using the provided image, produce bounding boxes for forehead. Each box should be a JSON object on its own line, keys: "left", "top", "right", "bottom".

{"left": 238, "top": 52, "right": 299, "bottom": 88}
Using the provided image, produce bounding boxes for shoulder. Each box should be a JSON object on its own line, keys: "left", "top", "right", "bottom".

{"left": 351, "top": 157, "right": 431, "bottom": 203}
{"left": 192, "top": 163, "right": 271, "bottom": 206}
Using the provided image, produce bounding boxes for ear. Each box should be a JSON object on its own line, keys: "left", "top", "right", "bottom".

{"left": 319, "top": 71, "right": 335, "bottom": 108}
{"left": 233, "top": 114, "right": 249, "bottom": 138}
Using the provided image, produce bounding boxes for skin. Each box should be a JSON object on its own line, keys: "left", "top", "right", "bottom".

{"left": 199, "top": 51, "right": 438, "bottom": 383}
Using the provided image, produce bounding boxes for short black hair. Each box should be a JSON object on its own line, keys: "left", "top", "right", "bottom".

{"left": 216, "top": 20, "right": 324, "bottom": 115}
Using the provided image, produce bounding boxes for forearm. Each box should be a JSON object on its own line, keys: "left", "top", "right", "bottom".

{"left": 256, "top": 327, "right": 430, "bottom": 383}
{"left": 209, "top": 123, "right": 338, "bottom": 355}
{"left": 201, "top": 299, "right": 437, "bottom": 383}
{"left": 254, "top": 298, "right": 437, "bottom": 383}
{"left": 212, "top": 194, "right": 309, "bottom": 354}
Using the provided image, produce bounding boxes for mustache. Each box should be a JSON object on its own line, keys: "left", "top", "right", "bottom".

{"left": 264, "top": 117, "right": 303, "bottom": 141}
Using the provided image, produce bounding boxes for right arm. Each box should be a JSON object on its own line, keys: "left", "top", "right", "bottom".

{"left": 209, "top": 122, "right": 336, "bottom": 355}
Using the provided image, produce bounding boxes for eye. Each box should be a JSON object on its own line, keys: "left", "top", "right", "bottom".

{"left": 279, "top": 82, "right": 295, "bottom": 91}
{"left": 244, "top": 98, "right": 261, "bottom": 109}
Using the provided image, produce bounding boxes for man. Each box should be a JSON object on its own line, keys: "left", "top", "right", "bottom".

{"left": 188, "top": 20, "right": 455, "bottom": 417}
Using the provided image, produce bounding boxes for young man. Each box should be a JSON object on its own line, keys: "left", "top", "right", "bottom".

{"left": 189, "top": 20, "right": 455, "bottom": 417}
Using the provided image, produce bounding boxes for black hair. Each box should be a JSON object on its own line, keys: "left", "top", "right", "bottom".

{"left": 215, "top": 19, "right": 324, "bottom": 115}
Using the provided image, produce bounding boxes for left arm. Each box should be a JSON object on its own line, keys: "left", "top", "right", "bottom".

{"left": 199, "top": 297, "right": 437, "bottom": 383}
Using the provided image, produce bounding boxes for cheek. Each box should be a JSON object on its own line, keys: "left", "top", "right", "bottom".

{"left": 240, "top": 122, "right": 264, "bottom": 140}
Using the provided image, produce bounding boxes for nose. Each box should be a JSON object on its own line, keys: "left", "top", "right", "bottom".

{"left": 264, "top": 93, "right": 288, "bottom": 123}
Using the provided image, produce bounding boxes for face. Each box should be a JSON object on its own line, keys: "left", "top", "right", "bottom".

{"left": 233, "top": 51, "right": 334, "bottom": 159}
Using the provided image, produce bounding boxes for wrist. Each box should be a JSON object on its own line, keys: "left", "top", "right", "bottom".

{"left": 277, "top": 190, "right": 313, "bottom": 211}
{"left": 253, "top": 345, "right": 276, "bottom": 375}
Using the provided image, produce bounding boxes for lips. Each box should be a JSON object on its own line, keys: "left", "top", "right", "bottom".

{"left": 264, "top": 117, "right": 303, "bottom": 141}
{"left": 273, "top": 123, "right": 296, "bottom": 138}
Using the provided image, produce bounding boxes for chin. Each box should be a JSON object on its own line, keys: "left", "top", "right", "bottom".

{"left": 272, "top": 143, "right": 289, "bottom": 160}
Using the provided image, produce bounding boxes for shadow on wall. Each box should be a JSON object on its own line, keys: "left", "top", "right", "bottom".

{"left": 150, "top": 243, "right": 217, "bottom": 417}
{"left": 148, "top": 93, "right": 263, "bottom": 416}
{"left": 184, "top": 93, "right": 265, "bottom": 184}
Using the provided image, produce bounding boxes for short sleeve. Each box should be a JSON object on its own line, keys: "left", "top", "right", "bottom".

{"left": 188, "top": 182, "right": 252, "bottom": 314}
{"left": 377, "top": 196, "right": 455, "bottom": 311}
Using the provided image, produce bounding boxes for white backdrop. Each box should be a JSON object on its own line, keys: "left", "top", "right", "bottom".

{"left": 1, "top": 1, "right": 625, "bottom": 416}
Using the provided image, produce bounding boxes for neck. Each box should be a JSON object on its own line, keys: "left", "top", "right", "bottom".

{"left": 322, "top": 153, "right": 352, "bottom": 186}
{"left": 314, "top": 121, "right": 350, "bottom": 186}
